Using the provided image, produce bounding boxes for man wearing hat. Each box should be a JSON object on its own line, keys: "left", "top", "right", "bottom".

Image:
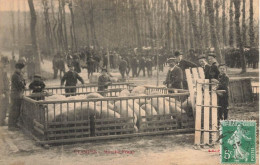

{"left": 0, "top": 58, "right": 10, "bottom": 126}
{"left": 8, "top": 62, "right": 26, "bottom": 130}
{"left": 163, "top": 57, "right": 183, "bottom": 91}
{"left": 97, "top": 68, "right": 111, "bottom": 94}
{"left": 198, "top": 55, "right": 210, "bottom": 79}
{"left": 72, "top": 54, "right": 81, "bottom": 73}
{"left": 207, "top": 52, "right": 220, "bottom": 79}
{"left": 29, "top": 74, "right": 46, "bottom": 92}
{"left": 174, "top": 51, "right": 197, "bottom": 89}
{"left": 212, "top": 63, "right": 229, "bottom": 121}
{"left": 61, "top": 65, "right": 84, "bottom": 97}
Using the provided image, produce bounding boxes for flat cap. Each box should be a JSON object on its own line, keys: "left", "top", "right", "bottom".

{"left": 198, "top": 55, "right": 206, "bottom": 60}
{"left": 208, "top": 52, "right": 216, "bottom": 58}
{"left": 167, "top": 57, "right": 177, "bottom": 62}
{"left": 15, "top": 62, "right": 25, "bottom": 69}
{"left": 34, "top": 74, "right": 41, "bottom": 78}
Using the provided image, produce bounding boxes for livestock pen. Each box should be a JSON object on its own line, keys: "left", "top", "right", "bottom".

{"left": 20, "top": 90, "right": 194, "bottom": 145}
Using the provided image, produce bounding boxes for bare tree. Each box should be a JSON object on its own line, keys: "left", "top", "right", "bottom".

{"left": 68, "top": 1, "right": 77, "bottom": 51}
{"left": 229, "top": 0, "right": 234, "bottom": 47}
{"left": 222, "top": 0, "right": 227, "bottom": 46}
{"left": 130, "top": 0, "right": 142, "bottom": 49}
{"left": 205, "top": 0, "right": 222, "bottom": 62}
{"left": 249, "top": 0, "right": 254, "bottom": 47}
{"left": 233, "top": 0, "right": 246, "bottom": 73}
{"left": 242, "top": 0, "right": 246, "bottom": 47}
{"left": 28, "top": 0, "right": 41, "bottom": 74}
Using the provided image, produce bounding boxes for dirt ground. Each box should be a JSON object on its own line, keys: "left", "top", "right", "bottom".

{"left": 0, "top": 101, "right": 258, "bottom": 165}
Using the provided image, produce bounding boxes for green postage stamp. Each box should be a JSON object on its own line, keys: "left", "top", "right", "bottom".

{"left": 220, "top": 120, "right": 256, "bottom": 164}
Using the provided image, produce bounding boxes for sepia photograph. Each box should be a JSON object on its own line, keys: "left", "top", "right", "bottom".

{"left": 0, "top": 0, "right": 259, "bottom": 164}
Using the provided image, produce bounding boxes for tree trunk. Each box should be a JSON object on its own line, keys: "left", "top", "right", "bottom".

{"left": 143, "top": 0, "right": 154, "bottom": 48}
{"left": 205, "top": 0, "right": 223, "bottom": 62}
{"left": 69, "top": 1, "right": 77, "bottom": 51}
{"left": 79, "top": 0, "right": 89, "bottom": 47}
{"left": 184, "top": 0, "right": 189, "bottom": 50}
{"left": 130, "top": 0, "right": 142, "bottom": 49}
{"left": 249, "top": 0, "right": 254, "bottom": 47}
{"left": 186, "top": 0, "right": 202, "bottom": 52}
{"left": 203, "top": 0, "right": 209, "bottom": 48}
{"left": 167, "top": 0, "right": 185, "bottom": 53}
{"left": 11, "top": 0, "right": 15, "bottom": 57}
{"left": 166, "top": 0, "right": 171, "bottom": 51}
{"left": 242, "top": 0, "right": 246, "bottom": 47}
{"left": 175, "top": 0, "right": 180, "bottom": 50}
{"left": 61, "top": 0, "right": 68, "bottom": 51}
{"left": 229, "top": 0, "right": 234, "bottom": 47}
{"left": 214, "top": 1, "right": 220, "bottom": 42}
{"left": 17, "top": 0, "right": 21, "bottom": 49}
{"left": 198, "top": 0, "right": 203, "bottom": 50}
{"left": 89, "top": 0, "right": 99, "bottom": 49}
{"left": 28, "top": 0, "right": 41, "bottom": 74}
{"left": 233, "top": 0, "right": 246, "bottom": 73}
{"left": 23, "top": 0, "right": 27, "bottom": 39}
{"left": 222, "top": 0, "right": 227, "bottom": 46}
{"left": 50, "top": 0, "right": 58, "bottom": 52}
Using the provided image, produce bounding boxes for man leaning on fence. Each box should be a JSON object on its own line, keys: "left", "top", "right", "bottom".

{"left": 61, "top": 65, "right": 84, "bottom": 97}
{"left": 163, "top": 57, "right": 183, "bottom": 92}
{"left": 8, "top": 62, "right": 26, "bottom": 131}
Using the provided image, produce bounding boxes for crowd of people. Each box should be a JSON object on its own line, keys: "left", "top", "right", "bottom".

{"left": 0, "top": 44, "right": 257, "bottom": 131}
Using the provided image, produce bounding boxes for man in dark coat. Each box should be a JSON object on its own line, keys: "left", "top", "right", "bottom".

{"left": 97, "top": 68, "right": 111, "bottom": 95}
{"left": 119, "top": 57, "right": 128, "bottom": 79}
{"left": 86, "top": 56, "right": 95, "bottom": 79}
{"left": 72, "top": 55, "right": 81, "bottom": 73}
{"left": 61, "top": 65, "right": 84, "bottom": 97}
{"left": 175, "top": 51, "right": 197, "bottom": 89}
{"left": 198, "top": 55, "right": 210, "bottom": 79}
{"left": 207, "top": 53, "right": 220, "bottom": 80}
{"left": 146, "top": 57, "right": 153, "bottom": 77}
{"left": 137, "top": 56, "right": 146, "bottom": 77}
{"left": 0, "top": 59, "right": 10, "bottom": 126}
{"left": 212, "top": 64, "right": 229, "bottom": 121}
{"left": 52, "top": 54, "right": 59, "bottom": 79}
{"left": 29, "top": 74, "right": 46, "bottom": 100}
{"left": 163, "top": 57, "right": 183, "bottom": 92}
{"left": 8, "top": 62, "right": 26, "bottom": 131}
{"left": 130, "top": 56, "right": 138, "bottom": 77}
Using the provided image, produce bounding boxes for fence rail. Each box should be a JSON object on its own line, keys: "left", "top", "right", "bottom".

{"left": 24, "top": 82, "right": 135, "bottom": 96}
{"left": 20, "top": 92, "right": 193, "bottom": 145}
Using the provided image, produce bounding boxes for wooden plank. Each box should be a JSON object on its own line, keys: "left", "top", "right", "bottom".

{"left": 203, "top": 79, "right": 210, "bottom": 145}
{"left": 192, "top": 68, "right": 199, "bottom": 81}
{"left": 33, "top": 119, "right": 44, "bottom": 129}
{"left": 48, "top": 120, "right": 90, "bottom": 126}
{"left": 95, "top": 123, "right": 134, "bottom": 128}
{"left": 48, "top": 132, "right": 90, "bottom": 138}
{"left": 95, "top": 117, "right": 134, "bottom": 122}
{"left": 141, "top": 114, "right": 175, "bottom": 119}
{"left": 47, "top": 126, "right": 90, "bottom": 132}
{"left": 145, "top": 119, "right": 177, "bottom": 124}
{"left": 34, "top": 126, "right": 45, "bottom": 135}
{"left": 185, "top": 69, "right": 195, "bottom": 112}
{"left": 194, "top": 79, "right": 203, "bottom": 145}
{"left": 211, "top": 83, "right": 218, "bottom": 144}
{"left": 95, "top": 128, "right": 135, "bottom": 134}
{"left": 142, "top": 124, "right": 177, "bottom": 130}
{"left": 36, "top": 128, "right": 195, "bottom": 145}
{"left": 198, "top": 67, "right": 205, "bottom": 79}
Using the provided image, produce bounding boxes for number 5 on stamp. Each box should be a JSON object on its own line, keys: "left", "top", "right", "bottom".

{"left": 220, "top": 120, "right": 256, "bottom": 164}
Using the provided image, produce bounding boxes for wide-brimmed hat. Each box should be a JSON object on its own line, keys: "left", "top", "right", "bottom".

{"left": 174, "top": 51, "right": 183, "bottom": 57}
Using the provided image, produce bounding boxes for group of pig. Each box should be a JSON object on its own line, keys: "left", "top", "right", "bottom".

{"left": 43, "top": 86, "right": 192, "bottom": 132}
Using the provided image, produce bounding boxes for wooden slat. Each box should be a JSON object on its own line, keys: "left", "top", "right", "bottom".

{"left": 33, "top": 119, "right": 44, "bottom": 129}
{"left": 95, "top": 117, "right": 133, "bottom": 122}
{"left": 198, "top": 67, "right": 205, "bottom": 79}
{"left": 95, "top": 128, "right": 135, "bottom": 134}
{"left": 185, "top": 69, "right": 195, "bottom": 112}
{"left": 142, "top": 124, "right": 177, "bottom": 130}
{"left": 48, "top": 120, "right": 90, "bottom": 126}
{"left": 192, "top": 68, "right": 199, "bottom": 81}
{"left": 145, "top": 119, "right": 177, "bottom": 124}
{"left": 36, "top": 128, "right": 195, "bottom": 145}
{"left": 211, "top": 83, "right": 218, "bottom": 143}
{"left": 34, "top": 126, "right": 45, "bottom": 135}
{"left": 194, "top": 79, "right": 203, "bottom": 145}
{"left": 141, "top": 114, "right": 175, "bottom": 119}
{"left": 47, "top": 126, "right": 90, "bottom": 132}
{"left": 203, "top": 79, "right": 210, "bottom": 145}
{"left": 95, "top": 123, "right": 134, "bottom": 128}
{"left": 48, "top": 132, "right": 90, "bottom": 138}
